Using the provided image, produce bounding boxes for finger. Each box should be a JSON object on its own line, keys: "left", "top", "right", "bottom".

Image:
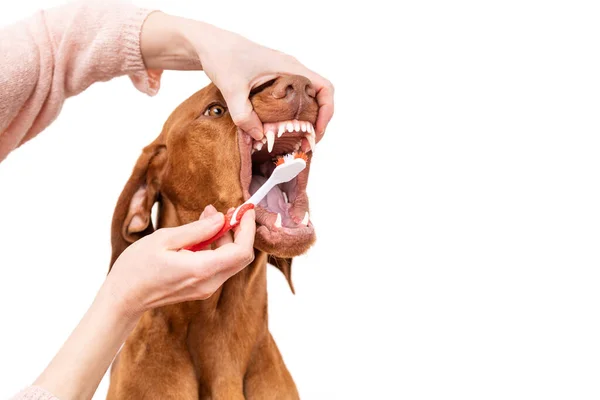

{"left": 298, "top": 72, "right": 333, "bottom": 137}
{"left": 176, "top": 210, "right": 256, "bottom": 271}
{"left": 199, "top": 204, "right": 217, "bottom": 220}
{"left": 213, "top": 207, "right": 235, "bottom": 247}
{"left": 314, "top": 83, "right": 334, "bottom": 137}
{"left": 214, "top": 230, "right": 233, "bottom": 248}
{"left": 232, "top": 209, "right": 256, "bottom": 246}
{"left": 162, "top": 212, "right": 224, "bottom": 250}
{"left": 216, "top": 209, "right": 257, "bottom": 276}
{"left": 225, "top": 90, "right": 264, "bottom": 140}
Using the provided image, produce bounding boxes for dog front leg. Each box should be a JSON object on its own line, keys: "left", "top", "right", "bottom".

{"left": 244, "top": 332, "right": 299, "bottom": 400}
{"left": 197, "top": 381, "right": 245, "bottom": 400}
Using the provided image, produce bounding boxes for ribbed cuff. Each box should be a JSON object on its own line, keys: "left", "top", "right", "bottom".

{"left": 122, "top": 7, "right": 162, "bottom": 96}
{"left": 10, "top": 385, "right": 59, "bottom": 400}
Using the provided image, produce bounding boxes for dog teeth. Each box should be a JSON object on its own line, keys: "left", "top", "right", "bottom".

{"left": 262, "top": 120, "right": 316, "bottom": 153}
{"left": 253, "top": 141, "right": 263, "bottom": 151}
{"left": 282, "top": 192, "right": 288, "bottom": 203}
{"left": 301, "top": 212, "right": 309, "bottom": 226}
{"left": 274, "top": 213, "right": 282, "bottom": 228}
{"left": 266, "top": 130, "right": 275, "bottom": 153}
{"left": 305, "top": 130, "right": 316, "bottom": 152}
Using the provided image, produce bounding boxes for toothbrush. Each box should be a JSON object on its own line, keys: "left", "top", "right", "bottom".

{"left": 184, "top": 152, "right": 308, "bottom": 252}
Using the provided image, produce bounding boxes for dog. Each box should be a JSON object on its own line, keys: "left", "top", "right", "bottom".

{"left": 106, "top": 74, "right": 322, "bottom": 399}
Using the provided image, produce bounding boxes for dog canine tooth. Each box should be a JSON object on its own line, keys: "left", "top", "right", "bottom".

{"left": 266, "top": 130, "right": 275, "bottom": 153}
{"left": 282, "top": 192, "right": 288, "bottom": 203}
{"left": 305, "top": 130, "right": 316, "bottom": 152}
{"left": 274, "top": 213, "right": 282, "bottom": 228}
{"left": 278, "top": 123, "right": 286, "bottom": 138}
{"left": 293, "top": 120, "right": 300, "bottom": 132}
{"left": 301, "top": 211, "right": 309, "bottom": 226}
{"left": 300, "top": 121, "right": 307, "bottom": 132}
{"left": 286, "top": 122, "right": 294, "bottom": 133}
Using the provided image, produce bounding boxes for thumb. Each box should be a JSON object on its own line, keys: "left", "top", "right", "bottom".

{"left": 163, "top": 212, "right": 224, "bottom": 250}
{"left": 225, "top": 90, "right": 264, "bottom": 140}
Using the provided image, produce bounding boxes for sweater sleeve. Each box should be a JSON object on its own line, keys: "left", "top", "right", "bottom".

{"left": 10, "top": 386, "right": 58, "bottom": 400}
{"left": 0, "top": 0, "right": 163, "bottom": 162}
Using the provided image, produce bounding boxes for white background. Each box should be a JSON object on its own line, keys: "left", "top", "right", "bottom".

{"left": 1, "top": 0, "right": 599, "bottom": 399}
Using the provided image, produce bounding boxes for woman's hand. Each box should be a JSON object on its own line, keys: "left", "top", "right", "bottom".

{"left": 34, "top": 205, "right": 255, "bottom": 400}
{"left": 105, "top": 205, "right": 256, "bottom": 319}
{"left": 140, "top": 12, "right": 334, "bottom": 141}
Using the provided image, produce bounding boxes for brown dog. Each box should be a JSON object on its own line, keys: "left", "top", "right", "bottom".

{"left": 106, "top": 75, "right": 322, "bottom": 399}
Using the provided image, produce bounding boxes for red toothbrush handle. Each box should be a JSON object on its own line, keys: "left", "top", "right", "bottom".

{"left": 184, "top": 204, "right": 255, "bottom": 252}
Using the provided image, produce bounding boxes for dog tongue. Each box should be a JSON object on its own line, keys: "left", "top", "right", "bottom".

{"left": 250, "top": 175, "right": 292, "bottom": 225}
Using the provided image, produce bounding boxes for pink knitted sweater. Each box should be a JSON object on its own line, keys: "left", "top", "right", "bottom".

{"left": 3, "top": 1, "right": 161, "bottom": 399}
{"left": 0, "top": 0, "right": 162, "bottom": 164}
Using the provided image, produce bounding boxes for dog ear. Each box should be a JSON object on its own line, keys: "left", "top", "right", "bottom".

{"left": 268, "top": 255, "right": 295, "bottom": 294}
{"left": 109, "top": 142, "right": 167, "bottom": 269}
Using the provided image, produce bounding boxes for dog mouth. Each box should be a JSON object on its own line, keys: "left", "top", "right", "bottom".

{"left": 239, "top": 119, "right": 317, "bottom": 254}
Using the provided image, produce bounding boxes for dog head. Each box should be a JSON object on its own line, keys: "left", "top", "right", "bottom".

{"left": 110, "top": 75, "right": 322, "bottom": 291}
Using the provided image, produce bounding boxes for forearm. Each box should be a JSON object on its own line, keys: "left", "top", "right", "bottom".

{"left": 33, "top": 282, "right": 139, "bottom": 400}
{"left": 140, "top": 12, "right": 203, "bottom": 71}
{"left": 139, "top": 12, "right": 235, "bottom": 73}
{"left": 0, "top": 0, "right": 159, "bottom": 162}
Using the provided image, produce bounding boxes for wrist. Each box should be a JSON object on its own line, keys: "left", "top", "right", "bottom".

{"left": 97, "top": 275, "right": 143, "bottom": 325}
{"left": 140, "top": 12, "right": 202, "bottom": 71}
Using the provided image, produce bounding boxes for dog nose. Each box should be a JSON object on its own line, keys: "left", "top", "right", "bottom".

{"left": 271, "top": 75, "right": 315, "bottom": 104}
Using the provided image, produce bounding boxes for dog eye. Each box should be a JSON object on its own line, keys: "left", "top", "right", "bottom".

{"left": 204, "top": 105, "right": 226, "bottom": 117}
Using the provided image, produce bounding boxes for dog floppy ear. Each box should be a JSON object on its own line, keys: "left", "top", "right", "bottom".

{"left": 268, "top": 255, "right": 295, "bottom": 294}
{"left": 110, "top": 142, "right": 167, "bottom": 269}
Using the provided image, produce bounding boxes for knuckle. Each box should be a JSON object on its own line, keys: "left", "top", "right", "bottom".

{"left": 152, "top": 228, "right": 170, "bottom": 243}
{"left": 237, "top": 248, "right": 255, "bottom": 266}
{"left": 326, "top": 80, "right": 335, "bottom": 93}
{"left": 197, "top": 288, "right": 214, "bottom": 300}
{"left": 231, "top": 110, "right": 253, "bottom": 125}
